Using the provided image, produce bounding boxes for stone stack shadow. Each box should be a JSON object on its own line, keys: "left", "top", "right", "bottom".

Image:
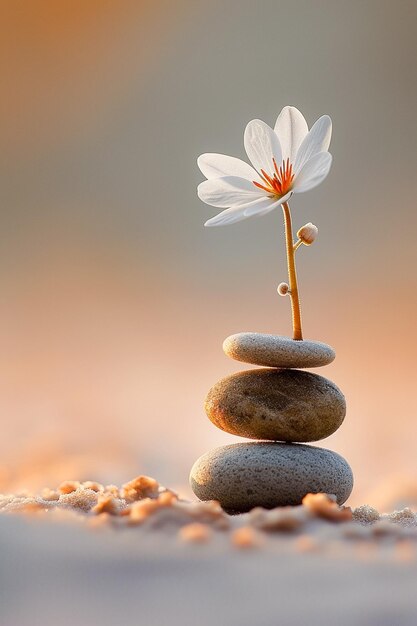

{"left": 190, "top": 332, "right": 353, "bottom": 514}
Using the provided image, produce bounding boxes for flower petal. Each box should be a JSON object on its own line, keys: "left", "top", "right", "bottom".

{"left": 244, "top": 119, "right": 282, "bottom": 176}
{"left": 294, "top": 115, "right": 332, "bottom": 174}
{"left": 242, "top": 196, "right": 280, "bottom": 217}
{"left": 198, "top": 176, "right": 264, "bottom": 208}
{"left": 204, "top": 205, "right": 249, "bottom": 227}
{"left": 197, "top": 153, "right": 259, "bottom": 182}
{"left": 274, "top": 106, "right": 308, "bottom": 163}
{"left": 292, "top": 152, "right": 332, "bottom": 193}
{"left": 204, "top": 196, "right": 280, "bottom": 226}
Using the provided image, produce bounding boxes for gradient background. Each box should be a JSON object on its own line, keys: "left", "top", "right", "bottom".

{"left": 0, "top": 0, "right": 416, "bottom": 507}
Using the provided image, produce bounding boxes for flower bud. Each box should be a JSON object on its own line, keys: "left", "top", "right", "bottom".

{"left": 297, "top": 222, "right": 318, "bottom": 245}
{"left": 277, "top": 282, "right": 290, "bottom": 296}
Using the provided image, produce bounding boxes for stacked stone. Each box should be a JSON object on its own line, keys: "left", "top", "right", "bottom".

{"left": 190, "top": 333, "right": 353, "bottom": 514}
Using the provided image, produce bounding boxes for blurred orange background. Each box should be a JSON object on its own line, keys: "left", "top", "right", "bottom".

{"left": 0, "top": 0, "right": 416, "bottom": 507}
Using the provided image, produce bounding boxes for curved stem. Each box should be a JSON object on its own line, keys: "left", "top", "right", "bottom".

{"left": 282, "top": 201, "right": 303, "bottom": 340}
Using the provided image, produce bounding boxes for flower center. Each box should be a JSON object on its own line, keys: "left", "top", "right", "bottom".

{"left": 253, "top": 157, "right": 294, "bottom": 198}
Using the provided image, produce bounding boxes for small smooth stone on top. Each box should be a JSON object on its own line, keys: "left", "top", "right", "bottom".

{"left": 190, "top": 442, "right": 353, "bottom": 513}
{"left": 223, "top": 333, "right": 335, "bottom": 368}
{"left": 205, "top": 368, "right": 346, "bottom": 442}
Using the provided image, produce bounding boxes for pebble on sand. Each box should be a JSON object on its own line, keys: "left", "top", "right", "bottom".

{"left": 190, "top": 442, "right": 353, "bottom": 513}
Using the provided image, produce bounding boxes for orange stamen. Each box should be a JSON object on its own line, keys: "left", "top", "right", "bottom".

{"left": 253, "top": 158, "right": 295, "bottom": 198}
{"left": 260, "top": 169, "right": 275, "bottom": 186}
{"left": 253, "top": 181, "right": 273, "bottom": 193}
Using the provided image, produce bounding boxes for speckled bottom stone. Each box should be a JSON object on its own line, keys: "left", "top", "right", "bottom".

{"left": 190, "top": 442, "right": 353, "bottom": 513}
{"left": 223, "top": 333, "right": 335, "bottom": 369}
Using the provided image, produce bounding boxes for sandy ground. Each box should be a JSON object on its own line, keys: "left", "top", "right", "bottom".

{"left": 1, "top": 478, "right": 417, "bottom": 626}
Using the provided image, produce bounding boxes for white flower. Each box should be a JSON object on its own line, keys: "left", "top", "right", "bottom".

{"left": 197, "top": 106, "right": 332, "bottom": 227}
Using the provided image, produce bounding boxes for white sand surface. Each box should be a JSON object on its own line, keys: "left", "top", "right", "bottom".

{"left": 1, "top": 478, "right": 417, "bottom": 626}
